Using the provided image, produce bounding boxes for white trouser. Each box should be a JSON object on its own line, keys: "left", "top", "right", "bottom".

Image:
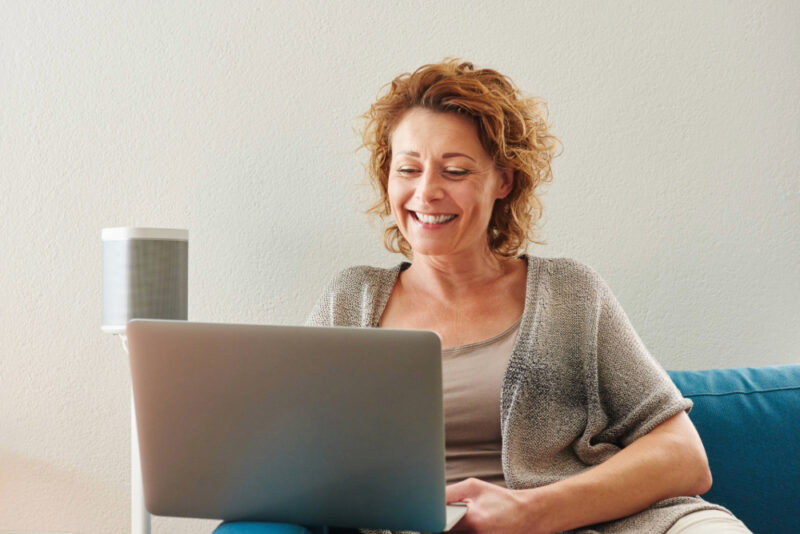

{"left": 665, "top": 510, "right": 752, "bottom": 533}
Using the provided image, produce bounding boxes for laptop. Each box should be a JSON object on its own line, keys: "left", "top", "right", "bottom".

{"left": 125, "top": 319, "right": 469, "bottom": 532}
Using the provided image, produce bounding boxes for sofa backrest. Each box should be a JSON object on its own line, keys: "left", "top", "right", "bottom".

{"left": 668, "top": 364, "right": 800, "bottom": 533}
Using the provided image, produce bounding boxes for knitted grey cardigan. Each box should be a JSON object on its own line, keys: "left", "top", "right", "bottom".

{"left": 306, "top": 255, "right": 730, "bottom": 534}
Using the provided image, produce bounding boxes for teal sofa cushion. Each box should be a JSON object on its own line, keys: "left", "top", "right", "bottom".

{"left": 668, "top": 364, "right": 800, "bottom": 533}
{"left": 214, "top": 522, "right": 315, "bottom": 534}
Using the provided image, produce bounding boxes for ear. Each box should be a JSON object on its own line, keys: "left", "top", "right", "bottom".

{"left": 496, "top": 168, "right": 514, "bottom": 199}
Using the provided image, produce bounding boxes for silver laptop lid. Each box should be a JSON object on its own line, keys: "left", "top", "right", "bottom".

{"left": 126, "top": 319, "right": 447, "bottom": 532}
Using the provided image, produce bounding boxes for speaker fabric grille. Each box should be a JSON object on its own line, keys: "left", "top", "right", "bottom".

{"left": 102, "top": 239, "right": 188, "bottom": 328}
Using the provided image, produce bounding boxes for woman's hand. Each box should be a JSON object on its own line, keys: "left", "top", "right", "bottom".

{"left": 445, "top": 478, "right": 550, "bottom": 534}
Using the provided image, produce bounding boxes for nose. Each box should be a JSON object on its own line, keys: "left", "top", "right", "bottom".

{"left": 415, "top": 168, "right": 445, "bottom": 203}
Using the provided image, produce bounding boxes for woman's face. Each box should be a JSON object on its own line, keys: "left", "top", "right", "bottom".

{"left": 387, "top": 107, "right": 512, "bottom": 259}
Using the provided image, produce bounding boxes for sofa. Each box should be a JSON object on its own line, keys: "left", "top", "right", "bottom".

{"left": 667, "top": 364, "right": 800, "bottom": 533}
{"left": 215, "top": 364, "right": 800, "bottom": 534}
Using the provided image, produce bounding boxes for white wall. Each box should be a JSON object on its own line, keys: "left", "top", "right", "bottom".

{"left": 1, "top": 1, "right": 798, "bottom": 532}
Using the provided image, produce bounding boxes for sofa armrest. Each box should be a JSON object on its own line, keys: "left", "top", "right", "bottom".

{"left": 668, "top": 364, "right": 800, "bottom": 533}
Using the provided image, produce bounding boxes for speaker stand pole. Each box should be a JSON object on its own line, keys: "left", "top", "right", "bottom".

{"left": 132, "top": 388, "right": 151, "bottom": 534}
{"left": 122, "top": 334, "right": 151, "bottom": 534}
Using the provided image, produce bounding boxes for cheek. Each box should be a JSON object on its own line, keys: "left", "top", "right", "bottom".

{"left": 386, "top": 179, "right": 405, "bottom": 218}
{"left": 453, "top": 186, "right": 492, "bottom": 217}
{"left": 386, "top": 180, "right": 398, "bottom": 207}
{"left": 387, "top": 178, "right": 407, "bottom": 205}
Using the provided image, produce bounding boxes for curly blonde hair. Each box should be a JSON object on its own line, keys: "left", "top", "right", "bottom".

{"left": 359, "top": 58, "right": 560, "bottom": 259}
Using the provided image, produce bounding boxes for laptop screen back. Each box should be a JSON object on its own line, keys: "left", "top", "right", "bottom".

{"left": 126, "top": 319, "right": 447, "bottom": 532}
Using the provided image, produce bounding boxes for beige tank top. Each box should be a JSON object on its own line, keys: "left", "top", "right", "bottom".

{"left": 442, "top": 317, "right": 521, "bottom": 488}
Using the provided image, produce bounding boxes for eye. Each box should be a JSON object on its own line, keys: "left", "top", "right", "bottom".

{"left": 396, "top": 167, "right": 419, "bottom": 175}
{"left": 444, "top": 168, "right": 469, "bottom": 178}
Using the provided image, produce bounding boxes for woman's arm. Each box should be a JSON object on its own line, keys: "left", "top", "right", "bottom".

{"left": 527, "top": 410, "right": 711, "bottom": 533}
{"left": 447, "top": 411, "right": 711, "bottom": 533}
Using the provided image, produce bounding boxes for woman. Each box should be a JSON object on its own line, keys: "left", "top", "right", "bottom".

{"left": 218, "top": 60, "right": 750, "bottom": 533}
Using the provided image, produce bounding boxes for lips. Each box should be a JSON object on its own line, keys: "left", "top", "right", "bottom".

{"left": 409, "top": 211, "right": 458, "bottom": 225}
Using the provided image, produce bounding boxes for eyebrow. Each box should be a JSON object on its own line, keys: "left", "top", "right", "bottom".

{"left": 397, "top": 150, "right": 476, "bottom": 163}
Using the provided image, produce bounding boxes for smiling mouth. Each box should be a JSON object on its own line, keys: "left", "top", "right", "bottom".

{"left": 410, "top": 211, "right": 458, "bottom": 225}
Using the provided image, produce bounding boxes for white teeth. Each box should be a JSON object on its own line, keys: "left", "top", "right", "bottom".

{"left": 414, "top": 212, "right": 457, "bottom": 224}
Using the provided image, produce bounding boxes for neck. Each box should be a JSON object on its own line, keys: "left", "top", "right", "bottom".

{"left": 403, "top": 247, "right": 515, "bottom": 300}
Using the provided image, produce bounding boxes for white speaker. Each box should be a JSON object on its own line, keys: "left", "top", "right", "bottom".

{"left": 101, "top": 227, "right": 188, "bottom": 333}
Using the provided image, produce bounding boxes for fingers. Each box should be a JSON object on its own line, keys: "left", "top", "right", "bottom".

{"left": 445, "top": 477, "right": 483, "bottom": 503}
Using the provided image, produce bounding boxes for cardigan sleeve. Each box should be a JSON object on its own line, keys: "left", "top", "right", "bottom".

{"left": 304, "top": 267, "right": 357, "bottom": 327}
{"left": 305, "top": 274, "right": 337, "bottom": 327}
{"left": 304, "top": 265, "right": 390, "bottom": 327}
{"left": 590, "top": 272, "right": 692, "bottom": 448}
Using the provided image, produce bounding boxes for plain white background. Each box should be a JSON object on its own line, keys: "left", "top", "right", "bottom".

{"left": 1, "top": 2, "right": 798, "bottom": 532}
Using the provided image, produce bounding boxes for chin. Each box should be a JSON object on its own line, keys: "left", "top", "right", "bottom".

{"left": 406, "top": 242, "right": 456, "bottom": 257}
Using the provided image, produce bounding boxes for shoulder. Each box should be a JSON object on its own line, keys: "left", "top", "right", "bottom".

{"left": 324, "top": 264, "right": 398, "bottom": 292}
{"left": 306, "top": 263, "right": 404, "bottom": 327}
{"left": 521, "top": 256, "right": 615, "bottom": 331}
{"left": 528, "top": 255, "right": 608, "bottom": 295}
{"left": 527, "top": 256, "right": 635, "bottom": 336}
